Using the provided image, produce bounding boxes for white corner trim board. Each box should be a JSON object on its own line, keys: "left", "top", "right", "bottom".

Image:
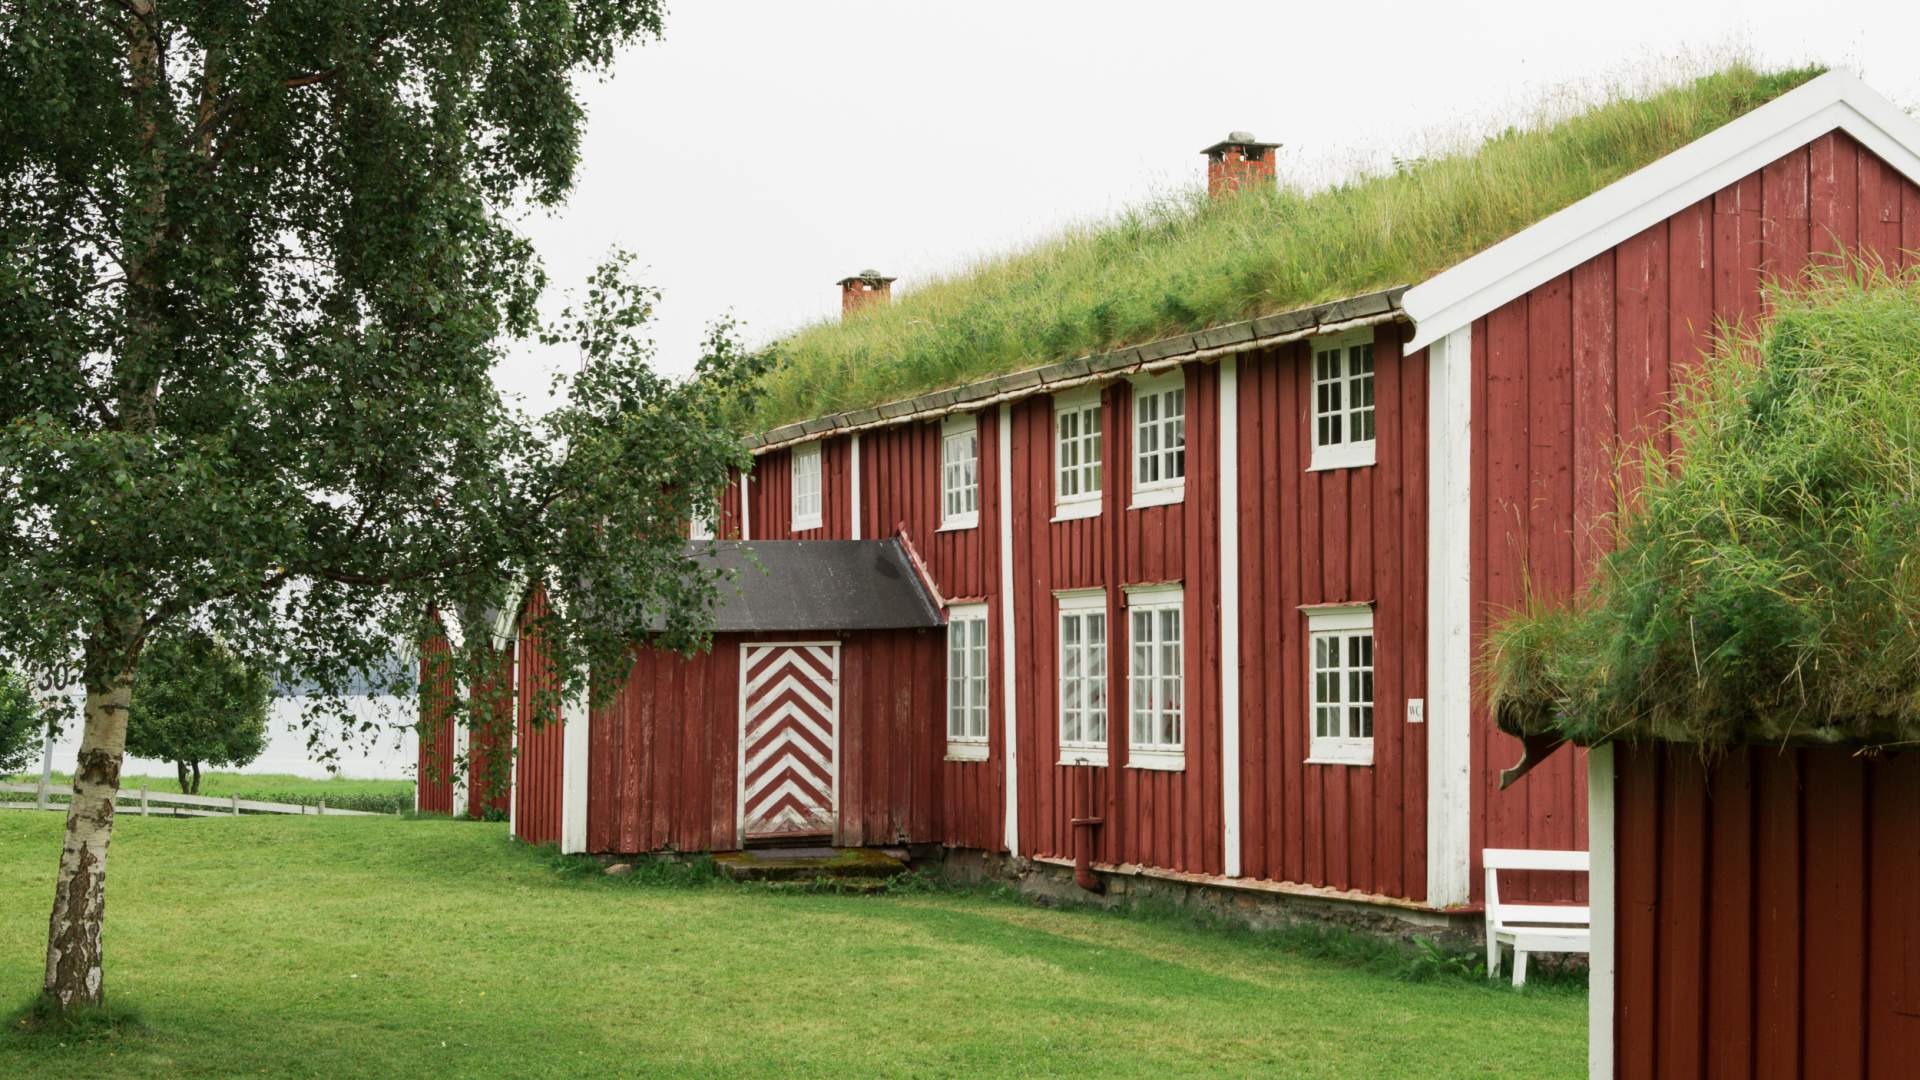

{"left": 560, "top": 686, "right": 589, "bottom": 854}
{"left": 997, "top": 403, "right": 1020, "bottom": 857}
{"left": 1588, "top": 743, "right": 1617, "bottom": 1080}
{"left": 739, "top": 470, "right": 751, "bottom": 541}
{"left": 1218, "top": 357, "right": 1243, "bottom": 878}
{"left": 1402, "top": 69, "right": 1920, "bottom": 354}
{"left": 451, "top": 718, "right": 470, "bottom": 819}
{"left": 1426, "top": 326, "right": 1474, "bottom": 907}
{"left": 849, "top": 433, "right": 862, "bottom": 540}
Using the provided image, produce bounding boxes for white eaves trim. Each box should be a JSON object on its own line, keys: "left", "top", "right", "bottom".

{"left": 1402, "top": 69, "right": 1920, "bottom": 354}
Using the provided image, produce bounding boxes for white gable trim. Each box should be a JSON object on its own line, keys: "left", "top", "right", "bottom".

{"left": 1403, "top": 69, "right": 1920, "bottom": 354}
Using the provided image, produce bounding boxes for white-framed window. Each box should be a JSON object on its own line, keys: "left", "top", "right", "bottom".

{"left": 1124, "top": 583, "right": 1183, "bottom": 770}
{"left": 791, "top": 441, "right": 823, "bottom": 531}
{"left": 1309, "top": 331, "right": 1377, "bottom": 471}
{"left": 945, "top": 603, "right": 990, "bottom": 760}
{"left": 1306, "top": 604, "right": 1375, "bottom": 766}
{"left": 1053, "top": 388, "right": 1103, "bottom": 521}
{"left": 689, "top": 503, "right": 715, "bottom": 541}
{"left": 940, "top": 413, "right": 980, "bottom": 530}
{"left": 1130, "top": 371, "right": 1186, "bottom": 508}
{"left": 1056, "top": 590, "right": 1108, "bottom": 765}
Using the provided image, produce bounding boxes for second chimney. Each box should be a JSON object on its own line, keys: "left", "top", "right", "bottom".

{"left": 1202, "top": 132, "right": 1281, "bottom": 198}
{"left": 838, "top": 269, "right": 895, "bottom": 319}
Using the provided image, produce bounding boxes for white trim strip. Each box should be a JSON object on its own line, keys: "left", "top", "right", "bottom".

{"left": 739, "top": 470, "right": 751, "bottom": 541}
{"left": 850, "top": 433, "right": 862, "bottom": 539}
{"left": 1588, "top": 743, "right": 1617, "bottom": 1080}
{"left": 1219, "top": 357, "right": 1242, "bottom": 878}
{"left": 451, "top": 716, "right": 470, "bottom": 819}
{"left": 1425, "top": 325, "right": 1474, "bottom": 906}
{"left": 998, "top": 402, "right": 1020, "bottom": 856}
{"left": 559, "top": 682, "right": 589, "bottom": 854}
{"left": 1404, "top": 70, "right": 1920, "bottom": 353}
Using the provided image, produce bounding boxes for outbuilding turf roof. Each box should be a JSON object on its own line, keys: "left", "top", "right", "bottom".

{"left": 751, "top": 63, "right": 1823, "bottom": 433}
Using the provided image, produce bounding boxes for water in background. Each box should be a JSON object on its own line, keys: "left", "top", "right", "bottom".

{"left": 35, "top": 693, "right": 416, "bottom": 781}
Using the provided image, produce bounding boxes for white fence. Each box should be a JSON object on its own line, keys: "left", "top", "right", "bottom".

{"left": 0, "top": 781, "right": 385, "bottom": 818}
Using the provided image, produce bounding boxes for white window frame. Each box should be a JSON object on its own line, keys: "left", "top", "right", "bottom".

{"left": 689, "top": 497, "right": 715, "bottom": 541}
{"left": 1308, "top": 330, "right": 1378, "bottom": 471}
{"left": 1124, "top": 582, "right": 1184, "bottom": 771}
{"left": 1129, "top": 371, "right": 1186, "bottom": 509}
{"left": 945, "top": 602, "right": 990, "bottom": 761}
{"left": 938, "top": 413, "right": 980, "bottom": 531}
{"left": 791, "top": 441, "right": 823, "bottom": 531}
{"left": 1055, "top": 589, "right": 1109, "bottom": 766}
{"left": 1305, "top": 603, "right": 1375, "bottom": 766}
{"left": 1052, "top": 387, "right": 1103, "bottom": 522}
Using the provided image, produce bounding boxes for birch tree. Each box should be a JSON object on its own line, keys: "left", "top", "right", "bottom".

{"left": 0, "top": 2, "right": 754, "bottom": 1009}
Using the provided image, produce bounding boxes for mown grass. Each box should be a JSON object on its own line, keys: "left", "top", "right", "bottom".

{"left": 5, "top": 771, "right": 415, "bottom": 815}
{"left": 755, "top": 62, "right": 1821, "bottom": 428}
{"left": 0, "top": 813, "right": 1584, "bottom": 1077}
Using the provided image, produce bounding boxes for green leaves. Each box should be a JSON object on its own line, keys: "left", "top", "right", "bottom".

{"left": 0, "top": 4, "right": 757, "bottom": 758}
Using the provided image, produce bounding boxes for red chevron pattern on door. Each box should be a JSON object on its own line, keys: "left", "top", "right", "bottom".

{"left": 738, "top": 642, "right": 840, "bottom": 842}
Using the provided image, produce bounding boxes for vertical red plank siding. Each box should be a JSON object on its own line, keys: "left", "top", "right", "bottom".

{"left": 1613, "top": 745, "right": 1920, "bottom": 1076}
{"left": 415, "top": 627, "right": 456, "bottom": 815}
{"left": 465, "top": 648, "right": 514, "bottom": 819}
{"left": 1472, "top": 133, "right": 1920, "bottom": 905}
{"left": 748, "top": 434, "right": 856, "bottom": 540}
{"left": 1235, "top": 327, "right": 1428, "bottom": 897}
{"left": 860, "top": 411, "right": 1002, "bottom": 851}
{"left": 1005, "top": 363, "right": 1223, "bottom": 878}
{"left": 513, "top": 591, "right": 565, "bottom": 845}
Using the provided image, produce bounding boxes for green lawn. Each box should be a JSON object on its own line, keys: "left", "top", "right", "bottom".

{"left": 0, "top": 813, "right": 1584, "bottom": 1077}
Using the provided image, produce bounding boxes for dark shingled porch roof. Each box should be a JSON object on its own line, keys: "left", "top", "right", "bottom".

{"left": 688, "top": 540, "right": 943, "bottom": 632}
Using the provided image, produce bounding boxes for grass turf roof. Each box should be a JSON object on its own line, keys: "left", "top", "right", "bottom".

{"left": 752, "top": 62, "right": 1824, "bottom": 431}
{"left": 1485, "top": 265, "right": 1920, "bottom": 750}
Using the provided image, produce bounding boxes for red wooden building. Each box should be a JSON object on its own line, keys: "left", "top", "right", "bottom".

{"left": 423, "top": 70, "right": 1920, "bottom": 976}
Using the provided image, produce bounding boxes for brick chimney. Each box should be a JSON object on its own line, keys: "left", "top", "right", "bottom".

{"left": 1202, "top": 132, "right": 1281, "bottom": 197}
{"left": 838, "top": 269, "right": 895, "bottom": 319}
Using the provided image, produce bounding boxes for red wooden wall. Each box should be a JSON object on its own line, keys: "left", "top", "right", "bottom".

{"left": 1237, "top": 325, "right": 1430, "bottom": 898}
{"left": 585, "top": 630, "right": 946, "bottom": 855}
{"left": 514, "top": 592, "right": 565, "bottom": 846}
{"left": 861, "top": 411, "right": 1004, "bottom": 851}
{"left": 465, "top": 647, "right": 513, "bottom": 819}
{"left": 1613, "top": 744, "right": 1920, "bottom": 1078}
{"left": 1471, "top": 131, "right": 1920, "bottom": 902}
{"left": 1005, "top": 361, "right": 1224, "bottom": 876}
{"left": 416, "top": 626, "right": 456, "bottom": 815}
{"left": 745, "top": 433, "right": 856, "bottom": 540}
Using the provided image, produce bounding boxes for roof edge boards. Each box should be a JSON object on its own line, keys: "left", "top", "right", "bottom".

{"left": 1402, "top": 69, "right": 1920, "bottom": 354}
{"left": 750, "top": 286, "right": 1407, "bottom": 455}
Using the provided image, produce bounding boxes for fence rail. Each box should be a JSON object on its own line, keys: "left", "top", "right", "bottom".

{"left": 0, "top": 782, "right": 385, "bottom": 818}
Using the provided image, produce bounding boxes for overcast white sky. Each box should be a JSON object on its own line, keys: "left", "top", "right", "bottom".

{"left": 498, "top": 0, "right": 1920, "bottom": 411}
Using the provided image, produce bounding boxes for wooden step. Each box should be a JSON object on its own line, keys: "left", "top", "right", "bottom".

{"left": 713, "top": 846, "right": 908, "bottom": 883}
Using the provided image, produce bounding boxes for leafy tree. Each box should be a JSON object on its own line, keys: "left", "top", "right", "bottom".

{"left": 0, "top": 3, "right": 759, "bottom": 1008}
{"left": 0, "top": 670, "right": 41, "bottom": 776}
{"left": 126, "top": 632, "right": 271, "bottom": 794}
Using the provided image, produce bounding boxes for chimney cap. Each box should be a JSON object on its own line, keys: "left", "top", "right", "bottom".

{"left": 1201, "top": 132, "right": 1282, "bottom": 157}
{"left": 837, "top": 269, "right": 896, "bottom": 287}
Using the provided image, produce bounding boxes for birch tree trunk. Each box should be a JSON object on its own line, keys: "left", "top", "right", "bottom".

{"left": 43, "top": 668, "right": 132, "bottom": 1008}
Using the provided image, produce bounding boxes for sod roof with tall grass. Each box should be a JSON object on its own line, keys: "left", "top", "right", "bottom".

{"left": 1485, "top": 264, "right": 1920, "bottom": 750}
{"left": 752, "top": 63, "right": 1824, "bottom": 430}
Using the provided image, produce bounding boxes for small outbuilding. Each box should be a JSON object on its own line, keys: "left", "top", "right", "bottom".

{"left": 503, "top": 538, "right": 949, "bottom": 852}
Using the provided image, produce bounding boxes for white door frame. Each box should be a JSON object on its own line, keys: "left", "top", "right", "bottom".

{"left": 735, "top": 640, "right": 843, "bottom": 844}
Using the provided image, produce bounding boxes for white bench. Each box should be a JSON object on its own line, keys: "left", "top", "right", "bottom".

{"left": 1483, "top": 848, "right": 1591, "bottom": 987}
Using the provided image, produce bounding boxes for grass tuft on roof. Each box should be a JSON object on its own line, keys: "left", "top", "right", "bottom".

{"left": 1485, "top": 262, "right": 1920, "bottom": 750}
{"left": 753, "top": 62, "right": 1822, "bottom": 430}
